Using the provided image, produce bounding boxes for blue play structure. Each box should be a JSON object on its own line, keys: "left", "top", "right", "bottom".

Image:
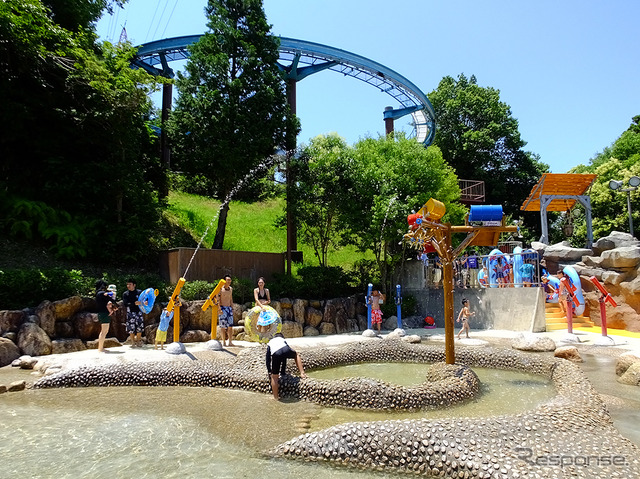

{"left": 468, "top": 205, "right": 503, "bottom": 222}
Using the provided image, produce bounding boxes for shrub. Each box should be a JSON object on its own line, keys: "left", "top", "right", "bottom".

{"left": 381, "top": 293, "right": 417, "bottom": 317}
{"left": 179, "top": 280, "right": 217, "bottom": 301}
{"left": 296, "top": 265, "right": 356, "bottom": 299}
{"left": 0, "top": 268, "right": 169, "bottom": 310}
{"left": 231, "top": 277, "right": 254, "bottom": 304}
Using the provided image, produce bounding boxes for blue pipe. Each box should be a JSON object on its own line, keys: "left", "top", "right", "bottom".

{"left": 395, "top": 284, "right": 402, "bottom": 328}
{"left": 366, "top": 283, "right": 373, "bottom": 330}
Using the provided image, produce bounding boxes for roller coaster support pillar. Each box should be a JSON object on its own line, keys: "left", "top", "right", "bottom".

{"left": 385, "top": 106, "right": 394, "bottom": 136}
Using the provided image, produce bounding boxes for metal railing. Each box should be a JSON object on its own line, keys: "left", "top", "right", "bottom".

{"left": 420, "top": 251, "right": 543, "bottom": 289}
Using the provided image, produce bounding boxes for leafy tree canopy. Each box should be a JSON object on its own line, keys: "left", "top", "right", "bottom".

{"left": 428, "top": 74, "right": 548, "bottom": 217}
{"left": 569, "top": 115, "right": 640, "bottom": 243}
{"left": 0, "top": 0, "right": 164, "bottom": 262}
{"left": 167, "top": 0, "right": 299, "bottom": 249}
{"left": 292, "top": 134, "right": 352, "bottom": 266}
{"left": 336, "top": 134, "right": 461, "bottom": 291}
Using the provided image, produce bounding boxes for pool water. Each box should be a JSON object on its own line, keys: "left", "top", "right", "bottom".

{"left": 1, "top": 353, "right": 636, "bottom": 477}
{"left": 307, "top": 362, "right": 555, "bottom": 429}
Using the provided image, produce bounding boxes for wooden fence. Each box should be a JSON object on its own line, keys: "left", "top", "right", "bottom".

{"left": 159, "top": 248, "right": 285, "bottom": 284}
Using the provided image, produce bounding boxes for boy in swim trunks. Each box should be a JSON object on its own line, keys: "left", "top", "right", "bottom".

{"left": 368, "top": 289, "right": 383, "bottom": 332}
{"left": 456, "top": 298, "right": 475, "bottom": 339}
{"left": 218, "top": 274, "right": 234, "bottom": 347}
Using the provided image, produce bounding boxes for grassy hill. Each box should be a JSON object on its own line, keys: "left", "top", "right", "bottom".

{"left": 166, "top": 191, "right": 372, "bottom": 271}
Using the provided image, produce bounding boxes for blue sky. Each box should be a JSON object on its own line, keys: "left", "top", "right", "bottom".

{"left": 97, "top": 0, "right": 640, "bottom": 174}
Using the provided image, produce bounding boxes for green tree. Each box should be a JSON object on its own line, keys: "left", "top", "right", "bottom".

{"left": 428, "top": 74, "right": 548, "bottom": 218}
{"left": 167, "top": 0, "right": 298, "bottom": 250}
{"left": 571, "top": 115, "right": 640, "bottom": 242}
{"left": 42, "top": 0, "right": 124, "bottom": 34}
{"left": 0, "top": 0, "right": 163, "bottom": 262}
{"left": 340, "top": 135, "right": 462, "bottom": 291}
{"left": 292, "top": 134, "right": 351, "bottom": 266}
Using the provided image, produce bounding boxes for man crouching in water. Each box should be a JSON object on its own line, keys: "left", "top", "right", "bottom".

{"left": 266, "top": 333, "right": 307, "bottom": 400}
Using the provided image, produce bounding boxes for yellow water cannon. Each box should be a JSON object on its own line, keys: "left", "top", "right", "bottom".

{"left": 202, "top": 279, "right": 226, "bottom": 340}
{"left": 167, "top": 277, "right": 186, "bottom": 343}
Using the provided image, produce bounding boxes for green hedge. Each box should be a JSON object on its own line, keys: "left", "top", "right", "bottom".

{"left": 0, "top": 268, "right": 169, "bottom": 310}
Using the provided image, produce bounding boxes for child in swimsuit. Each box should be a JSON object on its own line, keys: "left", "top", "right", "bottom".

{"left": 456, "top": 298, "right": 475, "bottom": 339}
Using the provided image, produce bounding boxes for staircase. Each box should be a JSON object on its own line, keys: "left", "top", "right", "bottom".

{"left": 545, "top": 302, "right": 594, "bottom": 331}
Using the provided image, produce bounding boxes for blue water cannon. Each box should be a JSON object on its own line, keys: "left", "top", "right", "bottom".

{"left": 366, "top": 283, "right": 373, "bottom": 330}
{"left": 395, "top": 284, "right": 402, "bottom": 328}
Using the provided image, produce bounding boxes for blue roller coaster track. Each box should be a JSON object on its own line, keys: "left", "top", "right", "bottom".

{"left": 132, "top": 35, "right": 435, "bottom": 145}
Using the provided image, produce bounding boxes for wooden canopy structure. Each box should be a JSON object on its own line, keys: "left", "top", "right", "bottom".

{"left": 520, "top": 173, "right": 597, "bottom": 247}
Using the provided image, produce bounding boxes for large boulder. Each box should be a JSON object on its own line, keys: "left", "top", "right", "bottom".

{"left": 185, "top": 300, "right": 208, "bottom": 331}
{"left": 554, "top": 345, "right": 583, "bottom": 362}
{"left": 86, "top": 337, "right": 122, "bottom": 349}
{"left": 17, "top": 322, "right": 52, "bottom": 356}
{"left": 280, "top": 320, "right": 303, "bottom": 338}
{"left": 512, "top": 333, "right": 556, "bottom": 352}
{"left": 73, "top": 311, "right": 101, "bottom": 340}
{"left": 323, "top": 301, "right": 337, "bottom": 325}
{"left": 383, "top": 315, "right": 398, "bottom": 331}
{"left": 54, "top": 321, "right": 75, "bottom": 338}
{"left": 303, "top": 326, "right": 319, "bottom": 336}
{"left": 0, "top": 337, "right": 20, "bottom": 367}
{"left": 334, "top": 308, "right": 350, "bottom": 334}
{"left": 279, "top": 298, "right": 293, "bottom": 310}
{"left": 601, "top": 269, "right": 629, "bottom": 286}
{"left": 615, "top": 352, "right": 640, "bottom": 376}
{"left": 603, "top": 303, "right": 640, "bottom": 331}
{"left": 344, "top": 296, "right": 357, "bottom": 319}
{"left": 595, "top": 231, "right": 640, "bottom": 253}
{"left": 232, "top": 303, "right": 244, "bottom": 325}
{"left": 305, "top": 306, "right": 323, "bottom": 328}
{"left": 35, "top": 301, "right": 56, "bottom": 337}
{"left": 309, "top": 299, "right": 323, "bottom": 310}
{"left": 270, "top": 300, "right": 282, "bottom": 317}
{"left": 542, "top": 241, "right": 593, "bottom": 263}
{"left": 357, "top": 314, "right": 368, "bottom": 331}
{"left": 52, "top": 296, "right": 84, "bottom": 321}
{"left": 600, "top": 246, "right": 640, "bottom": 269}
{"left": 0, "top": 310, "right": 26, "bottom": 336}
{"left": 318, "top": 322, "right": 336, "bottom": 335}
{"left": 181, "top": 329, "right": 210, "bottom": 343}
{"left": 592, "top": 237, "right": 617, "bottom": 256}
{"left": 292, "top": 299, "right": 308, "bottom": 326}
{"left": 107, "top": 304, "right": 128, "bottom": 341}
{"left": 618, "top": 361, "right": 640, "bottom": 386}
{"left": 51, "top": 338, "right": 86, "bottom": 354}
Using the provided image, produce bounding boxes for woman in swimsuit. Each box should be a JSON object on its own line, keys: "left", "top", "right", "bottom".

{"left": 254, "top": 277, "right": 272, "bottom": 333}
{"left": 254, "top": 277, "right": 271, "bottom": 310}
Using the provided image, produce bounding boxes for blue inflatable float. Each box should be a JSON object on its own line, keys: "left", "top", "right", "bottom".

{"left": 138, "top": 287, "right": 158, "bottom": 314}
{"left": 512, "top": 246, "right": 523, "bottom": 288}
{"left": 563, "top": 266, "right": 585, "bottom": 316}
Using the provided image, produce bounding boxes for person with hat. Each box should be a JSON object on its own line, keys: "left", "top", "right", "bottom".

{"left": 95, "top": 280, "right": 117, "bottom": 352}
